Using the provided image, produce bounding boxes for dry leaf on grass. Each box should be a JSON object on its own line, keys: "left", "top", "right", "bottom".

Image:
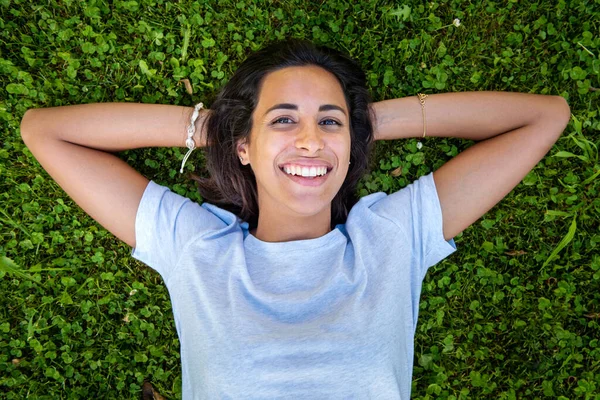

{"left": 142, "top": 381, "right": 167, "bottom": 400}
{"left": 390, "top": 167, "right": 403, "bottom": 177}
{"left": 504, "top": 250, "right": 527, "bottom": 256}
{"left": 179, "top": 79, "right": 193, "bottom": 95}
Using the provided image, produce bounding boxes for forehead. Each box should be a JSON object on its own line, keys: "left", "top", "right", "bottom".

{"left": 256, "top": 65, "right": 347, "bottom": 110}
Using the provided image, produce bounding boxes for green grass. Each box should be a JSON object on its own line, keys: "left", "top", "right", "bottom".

{"left": 1, "top": 0, "right": 599, "bottom": 398}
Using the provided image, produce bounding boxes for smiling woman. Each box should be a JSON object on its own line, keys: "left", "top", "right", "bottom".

{"left": 20, "top": 37, "right": 569, "bottom": 400}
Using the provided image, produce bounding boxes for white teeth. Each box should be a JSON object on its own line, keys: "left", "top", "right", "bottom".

{"left": 283, "top": 166, "right": 328, "bottom": 177}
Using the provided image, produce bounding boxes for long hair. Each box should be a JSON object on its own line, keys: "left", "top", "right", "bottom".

{"left": 189, "top": 38, "right": 376, "bottom": 231}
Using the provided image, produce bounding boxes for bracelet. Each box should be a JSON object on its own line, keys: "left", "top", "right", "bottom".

{"left": 180, "top": 102, "right": 204, "bottom": 174}
{"left": 417, "top": 93, "right": 428, "bottom": 138}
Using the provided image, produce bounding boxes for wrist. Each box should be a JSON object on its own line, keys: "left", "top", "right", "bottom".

{"left": 371, "top": 102, "right": 388, "bottom": 141}
{"left": 180, "top": 103, "right": 206, "bottom": 173}
{"left": 371, "top": 98, "right": 422, "bottom": 141}
{"left": 193, "top": 109, "right": 211, "bottom": 147}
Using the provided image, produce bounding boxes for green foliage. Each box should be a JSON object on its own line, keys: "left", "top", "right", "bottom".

{"left": 1, "top": 0, "right": 599, "bottom": 398}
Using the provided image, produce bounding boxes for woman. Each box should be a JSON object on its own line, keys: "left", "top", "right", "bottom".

{"left": 20, "top": 38, "right": 570, "bottom": 399}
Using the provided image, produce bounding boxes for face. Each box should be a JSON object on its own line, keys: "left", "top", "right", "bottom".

{"left": 237, "top": 65, "right": 351, "bottom": 219}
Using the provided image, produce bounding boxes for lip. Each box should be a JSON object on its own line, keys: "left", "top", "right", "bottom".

{"left": 279, "top": 166, "right": 331, "bottom": 187}
{"left": 278, "top": 160, "right": 333, "bottom": 169}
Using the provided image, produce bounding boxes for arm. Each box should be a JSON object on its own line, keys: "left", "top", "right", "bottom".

{"left": 371, "top": 91, "right": 568, "bottom": 142}
{"left": 20, "top": 103, "right": 210, "bottom": 248}
{"left": 370, "top": 92, "right": 571, "bottom": 241}
{"left": 21, "top": 102, "right": 211, "bottom": 152}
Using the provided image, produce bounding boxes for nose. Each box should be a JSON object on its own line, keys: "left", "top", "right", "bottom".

{"left": 294, "top": 124, "right": 325, "bottom": 152}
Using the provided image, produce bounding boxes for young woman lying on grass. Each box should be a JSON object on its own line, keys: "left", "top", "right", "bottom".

{"left": 20, "top": 38, "right": 570, "bottom": 399}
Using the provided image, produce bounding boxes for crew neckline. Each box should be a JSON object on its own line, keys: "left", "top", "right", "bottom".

{"left": 241, "top": 221, "right": 346, "bottom": 254}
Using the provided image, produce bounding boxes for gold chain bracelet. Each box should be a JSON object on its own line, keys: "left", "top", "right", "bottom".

{"left": 417, "top": 93, "right": 428, "bottom": 138}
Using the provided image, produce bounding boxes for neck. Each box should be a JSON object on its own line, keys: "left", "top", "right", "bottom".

{"left": 250, "top": 207, "right": 332, "bottom": 243}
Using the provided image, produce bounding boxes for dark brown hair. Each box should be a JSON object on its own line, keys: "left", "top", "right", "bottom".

{"left": 189, "top": 38, "right": 376, "bottom": 231}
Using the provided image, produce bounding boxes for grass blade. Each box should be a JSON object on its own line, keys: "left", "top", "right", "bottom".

{"left": 0, "top": 256, "right": 37, "bottom": 282}
{"left": 541, "top": 214, "right": 577, "bottom": 270}
{"left": 181, "top": 24, "right": 191, "bottom": 62}
{"left": 582, "top": 167, "right": 600, "bottom": 185}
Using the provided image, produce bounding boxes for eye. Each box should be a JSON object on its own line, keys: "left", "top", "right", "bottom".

{"left": 272, "top": 117, "right": 294, "bottom": 125}
{"left": 320, "top": 119, "right": 342, "bottom": 126}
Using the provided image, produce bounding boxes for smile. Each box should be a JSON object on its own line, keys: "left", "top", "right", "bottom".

{"left": 279, "top": 166, "right": 332, "bottom": 187}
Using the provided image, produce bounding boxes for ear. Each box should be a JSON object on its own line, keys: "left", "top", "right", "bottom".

{"left": 236, "top": 138, "right": 249, "bottom": 163}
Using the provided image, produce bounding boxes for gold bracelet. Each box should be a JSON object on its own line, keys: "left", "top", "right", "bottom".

{"left": 417, "top": 93, "right": 428, "bottom": 138}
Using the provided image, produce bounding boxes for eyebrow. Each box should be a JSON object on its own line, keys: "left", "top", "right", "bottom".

{"left": 264, "top": 103, "right": 347, "bottom": 117}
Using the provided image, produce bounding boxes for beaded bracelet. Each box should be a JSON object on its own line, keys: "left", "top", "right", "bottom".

{"left": 180, "top": 102, "right": 204, "bottom": 174}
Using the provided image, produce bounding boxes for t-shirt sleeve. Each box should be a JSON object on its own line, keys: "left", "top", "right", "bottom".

{"left": 370, "top": 171, "right": 457, "bottom": 280}
{"left": 130, "top": 180, "right": 226, "bottom": 280}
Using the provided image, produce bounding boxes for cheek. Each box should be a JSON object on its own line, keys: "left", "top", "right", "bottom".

{"left": 333, "top": 137, "right": 351, "bottom": 157}
{"left": 253, "top": 137, "right": 283, "bottom": 170}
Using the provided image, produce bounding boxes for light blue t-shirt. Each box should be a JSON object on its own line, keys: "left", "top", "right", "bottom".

{"left": 131, "top": 172, "right": 457, "bottom": 399}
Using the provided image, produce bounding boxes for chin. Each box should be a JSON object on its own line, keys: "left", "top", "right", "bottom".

{"left": 284, "top": 197, "right": 333, "bottom": 217}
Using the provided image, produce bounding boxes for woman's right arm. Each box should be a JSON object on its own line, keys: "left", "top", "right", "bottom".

{"left": 20, "top": 103, "right": 210, "bottom": 249}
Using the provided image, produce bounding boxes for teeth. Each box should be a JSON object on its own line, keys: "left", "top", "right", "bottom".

{"left": 283, "top": 166, "right": 328, "bottom": 177}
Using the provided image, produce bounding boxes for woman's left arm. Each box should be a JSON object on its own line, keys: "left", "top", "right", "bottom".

{"left": 371, "top": 91, "right": 569, "bottom": 142}
{"left": 371, "top": 91, "right": 571, "bottom": 242}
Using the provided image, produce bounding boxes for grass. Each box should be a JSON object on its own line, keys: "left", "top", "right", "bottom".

{"left": 1, "top": 0, "right": 599, "bottom": 398}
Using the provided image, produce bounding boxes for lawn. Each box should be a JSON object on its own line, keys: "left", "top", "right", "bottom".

{"left": 1, "top": 0, "right": 599, "bottom": 398}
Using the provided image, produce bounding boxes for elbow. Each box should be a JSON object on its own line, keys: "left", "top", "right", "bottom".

{"left": 554, "top": 96, "right": 571, "bottom": 134}
{"left": 20, "top": 108, "right": 38, "bottom": 141}
{"left": 539, "top": 96, "right": 570, "bottom": 143}
{"left": 20, "top": 108, "right": 49, "bottom": 146}
{"left": 533, "top": 96, "right": 570, "bottom": 147}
